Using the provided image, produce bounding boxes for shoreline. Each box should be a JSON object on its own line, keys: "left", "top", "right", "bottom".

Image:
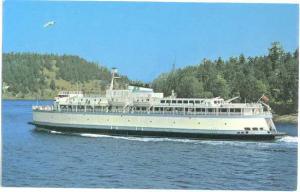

{"left": 273, "top": 114, "right": 298, "bottom": 124}
{"left": 2, "top": 98, "right": 53, "bottom": 101}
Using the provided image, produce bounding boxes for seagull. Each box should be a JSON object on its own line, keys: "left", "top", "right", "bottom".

{"left": 43, "top": 21, "right": 56, "bottom": 28}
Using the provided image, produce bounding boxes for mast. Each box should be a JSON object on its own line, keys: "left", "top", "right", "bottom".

{"left": 109, "top": 67, "right": 120, "bottom": 91}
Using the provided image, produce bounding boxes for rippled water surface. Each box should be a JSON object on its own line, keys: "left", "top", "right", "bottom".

{"left": 2, "top": 100, "right": 298, "bottom": 190}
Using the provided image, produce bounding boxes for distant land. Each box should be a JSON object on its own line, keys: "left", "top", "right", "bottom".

{"left": 2, "top": 42, "right": 298, "bottom": 119}
{"left": 2, "top": 53, "right": 132, "bottom": 99}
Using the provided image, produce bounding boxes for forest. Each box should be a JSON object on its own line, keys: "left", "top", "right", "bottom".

{"left": 2, "top": 42, "right": 298, "bottom": 115}
{"left": 152, "top": 42, "right": 298, "bottom": 115}
{"left": 2, "top": 53, "right": 130, "bottom": 99}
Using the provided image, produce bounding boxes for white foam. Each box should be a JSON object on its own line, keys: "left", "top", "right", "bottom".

{"left": 50, "top": 130, "right": 62, "bottom": 134}
{"left": 78, "top": 133, "right": 111, "bottom": 138}
{"left": 277, "top": 136, "right": 298, "bottom": 143}
{"left": 73, "top": 132, "right": 298, "bottom": 148}
{"left": 76, "top": 133, "right": 197, "bottom": 143}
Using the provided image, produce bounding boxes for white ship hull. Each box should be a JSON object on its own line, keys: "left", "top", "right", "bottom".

{"left": 31, "top": 111, "right": 284, "bottom": 140}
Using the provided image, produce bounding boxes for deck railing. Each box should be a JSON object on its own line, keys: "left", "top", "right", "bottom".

{"left": 33, "top": 105, "right": 272, "bottom": 116}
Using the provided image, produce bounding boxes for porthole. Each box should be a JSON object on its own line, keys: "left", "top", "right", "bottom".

{"left": 246, "top": 131, "right": 248, "bottom": 134}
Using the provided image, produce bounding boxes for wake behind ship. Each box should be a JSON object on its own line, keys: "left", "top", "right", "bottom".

{"left": 31, "top": 68, "right": 285, "bottom": 140}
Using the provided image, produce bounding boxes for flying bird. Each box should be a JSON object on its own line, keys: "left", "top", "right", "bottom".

{"left": 43, "top": 21, "right": 56, "bottom": 28}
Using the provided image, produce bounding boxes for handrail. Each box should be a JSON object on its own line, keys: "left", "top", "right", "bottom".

{"left": 33, "top": 105, "right": 272, "bottom": 116}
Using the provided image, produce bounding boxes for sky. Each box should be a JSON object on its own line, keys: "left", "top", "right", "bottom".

{"left": 3, "top": 1, "right": 299, "bottom": 82}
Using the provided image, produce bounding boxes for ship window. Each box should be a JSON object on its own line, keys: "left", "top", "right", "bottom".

{"left": 201, "top": 108, "right": 205, "bottom": 112}
{"left": 214, "top": 101, "right": 217, "bottom": 104}
{"left": 154, "top": 107, "right": 159, "bottom": 111}
{"left": 246, "top": 131, "right": 249, "bottom": 134}
{"left": 230, "top": 108, "right": 234, "bottom": 112}
{"left": 165, "top": 107, "right": 172, "bottom": 111}
{"left": 252, "top": 127, "right": 258, "bottom": 131}
{"left": 195, "top": 100, "right": 200, "bottom": 104}
{"left": 183, "top": 100, "right": 188, "bottom": 104}
{"left": 166, "top": 100, "right": 171, "bottom": 104}
{"left": 161, "top": 100, "right": 165, "bottom": 103}
{"left": 260, "top": 127, "right": 264, "bottom": 130}
{"left": 235, "top": 108, "right": 241, "bottom": 112}
{"left": 142, "top": 107, "right": 146, "bottom": 111}
{"left": 189, "top": 100, "right": 194, "bottom": 104}
{"left": 172, "top": 100, "right": 176, "bottom": 103}
{"left": 244, "top": 127, "right": 251, "bottom": 131}
{"left": 178, "top": 100, "right": 182, "bottom": 104}
{"left": 196, "top": 108, "right": 201, "bottom": 112}
{"left": 146, "top": 99, "right": 149, "bottom": 101}
{"left": 208, "top": 108, "right": 213, "bottom": 112}
{"left": 221, "top": 108, "right": 227, "bottom": 112}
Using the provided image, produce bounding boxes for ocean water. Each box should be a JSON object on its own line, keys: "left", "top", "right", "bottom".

{"left": 2, "top": 100, "right": 298, "bottom": 190}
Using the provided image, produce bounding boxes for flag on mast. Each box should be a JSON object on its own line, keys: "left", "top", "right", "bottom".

{"left": 261, "top": 94, "right": 269, "bottom": 103}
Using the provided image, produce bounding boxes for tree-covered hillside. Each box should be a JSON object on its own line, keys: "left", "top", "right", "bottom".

{"left": 2, "top": 42, "right": 298, "bottom": 115}
{"left": 2, "top": 53, "right": 130, "bottom": 99}
{"left": 152, "top": 42, "right": 298, "bottom": 115}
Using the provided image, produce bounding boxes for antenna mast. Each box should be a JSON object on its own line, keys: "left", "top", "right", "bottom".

{"left": 109, "top": 68, "right": 120, "bottom": 91}
{"left": 172, "top": 56, "right": 176, "bottom": 72}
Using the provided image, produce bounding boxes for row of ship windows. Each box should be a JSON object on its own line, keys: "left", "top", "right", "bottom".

{"left": 70, "top": 98, "right": 222, "bottom": 104}
{"left": 238, "top": 131, "right": 271, "bottom": 134}
{"left": 75, "top": 99, "right": 102, "bottom": 102}
{"left": 59, "top": 105, "right": 243, "bottom": 113}
{"left": 160, "top": 100, "right": 223, "bottom": 104}
{"left": 136, "top": 107, "right": 242, "bottom": 113}
{"left": 244, "top": 127, "right": 263, "bottom": 131}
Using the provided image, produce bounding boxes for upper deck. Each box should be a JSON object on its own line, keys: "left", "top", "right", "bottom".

{"left": 33, "top": 69, "right": 272, "bottom": 117}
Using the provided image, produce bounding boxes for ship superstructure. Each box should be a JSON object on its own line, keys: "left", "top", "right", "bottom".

{"left": 31, "top": 69, "right": 285, "bottom": 140}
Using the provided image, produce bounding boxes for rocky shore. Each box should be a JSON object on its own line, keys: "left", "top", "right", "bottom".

{"left": 273, "top": 114, "right": 298, "bottom": 124}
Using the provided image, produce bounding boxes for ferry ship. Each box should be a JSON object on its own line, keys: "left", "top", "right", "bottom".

{"left": 31, "top": 69, "right": 285, "bottom": 140}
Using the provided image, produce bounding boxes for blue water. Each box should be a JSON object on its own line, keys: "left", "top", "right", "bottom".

{"left": 2, "top": 100, "right": 298, "bottom": 190}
